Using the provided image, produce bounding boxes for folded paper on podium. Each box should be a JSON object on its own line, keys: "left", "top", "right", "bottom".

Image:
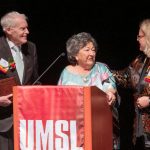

{"left": 0, "top": 77, "right": 17, "bottom": 96}
{"left": 0, "top": 77, "right": 17, "bottom": 118}
{"left": 13, "top": 85, "right": 113, "bottom": 150}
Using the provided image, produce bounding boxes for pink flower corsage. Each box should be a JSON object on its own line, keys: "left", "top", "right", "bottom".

{"left": 0, "top": 58, "right": 16, "bottom": 74}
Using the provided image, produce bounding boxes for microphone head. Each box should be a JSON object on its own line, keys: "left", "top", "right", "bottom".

{"left": 61, "top": 52, "right": 65, "bottom": 56}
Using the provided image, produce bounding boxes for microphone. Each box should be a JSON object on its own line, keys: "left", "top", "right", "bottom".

{"left": 32, "top": 52, "right": 65, "bottom": 85}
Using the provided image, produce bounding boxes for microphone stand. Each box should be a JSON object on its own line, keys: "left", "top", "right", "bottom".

{"left": 32, "top": 52, "right": 65, "bottom": 85}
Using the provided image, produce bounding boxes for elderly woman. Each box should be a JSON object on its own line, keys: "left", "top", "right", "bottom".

{"left": 58, "top": 32, "right": 120, "bottom": 149}
{"left": 113, "top": 19, "right": 150, "bottom": 149}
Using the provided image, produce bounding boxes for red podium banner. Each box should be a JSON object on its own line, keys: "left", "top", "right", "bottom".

{"left": 13, "top": 86, "right": 112, "bottom": 150}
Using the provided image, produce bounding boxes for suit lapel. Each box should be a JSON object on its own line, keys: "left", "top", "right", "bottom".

{"left": 0, "top": 37, "right": 20, "bottom": 84}
{"left": 21, "top": 44, "right": 32, "bottom": 85}
{"left": 0, "top": 37, "right": 13, "bottom": 60}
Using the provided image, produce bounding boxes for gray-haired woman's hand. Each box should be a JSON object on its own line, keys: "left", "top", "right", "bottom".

{"left": 106, "top": 91, "right": 116, "bottom": 106}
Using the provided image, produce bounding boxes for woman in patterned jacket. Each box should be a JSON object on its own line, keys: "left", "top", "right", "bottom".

{"left": 113, "top": 19, "right": 150, "bottom": 150}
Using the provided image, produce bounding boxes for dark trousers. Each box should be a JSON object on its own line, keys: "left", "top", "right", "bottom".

{"left": 0, "top": 127, "right": 14, "bottom": 150}
{"left": 134, "top": 136, "right": 149, "bottom": 150}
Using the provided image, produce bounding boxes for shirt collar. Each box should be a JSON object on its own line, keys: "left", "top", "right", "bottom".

{"left": 6, "top": 38, "right": 16, "bottom": 49}
{"left": 6, "top": 38, "right": 22, "bottom": 50}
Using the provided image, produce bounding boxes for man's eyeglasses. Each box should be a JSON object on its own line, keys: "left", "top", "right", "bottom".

{"left": 137, "top": 35, "right": 145, "bottom": 40}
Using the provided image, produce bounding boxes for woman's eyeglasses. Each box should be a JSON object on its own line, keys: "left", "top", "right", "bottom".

{"left": 137, "top": 35, "right": 145, "bottom": 40}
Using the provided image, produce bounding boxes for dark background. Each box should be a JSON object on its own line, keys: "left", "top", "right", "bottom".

{"left": 1, "top": 0, "right": 149, "bottom": 85}
{"left": 1, "top": 1, "right": 150, "bottom": 149}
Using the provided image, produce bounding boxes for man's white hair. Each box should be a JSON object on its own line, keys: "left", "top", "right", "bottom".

{"left": 0, "top": 11, "right": 27, "bottom": 31}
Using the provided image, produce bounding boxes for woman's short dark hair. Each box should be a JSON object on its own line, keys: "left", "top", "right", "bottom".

{"left": 66, "top": 32, "right": 98, "bottom": 65}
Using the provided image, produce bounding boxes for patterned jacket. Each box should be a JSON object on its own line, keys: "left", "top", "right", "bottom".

{"left": 112, "top": 54, "right": 150, "bottom": 139}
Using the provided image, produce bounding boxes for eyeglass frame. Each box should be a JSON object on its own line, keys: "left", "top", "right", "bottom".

{"left": 137, "top": 34, "right": 145, "bottom": 40}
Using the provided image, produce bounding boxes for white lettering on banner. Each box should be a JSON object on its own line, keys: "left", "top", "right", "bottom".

{"left": 55, "top": 120, "right": 69, "bottom": 150}
{"left": 19, "top": 120, "right": 83, "bottom": 150}
{"left": 36, "top": 120, "right": 53, "bottom": 150}
{"left": 20, "top": 120, "right": 34, "bottom": 150}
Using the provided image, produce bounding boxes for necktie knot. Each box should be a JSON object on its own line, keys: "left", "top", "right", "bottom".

{"left": 13, "top": 46, "right": 20, "bottom": 52}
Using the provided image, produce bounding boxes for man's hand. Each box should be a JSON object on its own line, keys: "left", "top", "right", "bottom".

{"left": 0, "top": 94, "right": 13, "bottom": 107}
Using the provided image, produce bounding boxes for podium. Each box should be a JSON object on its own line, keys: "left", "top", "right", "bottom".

{"left": 13, "top": 86, "right": 112, "bottom": 150}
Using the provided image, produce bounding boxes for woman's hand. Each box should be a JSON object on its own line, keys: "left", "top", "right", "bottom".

{"left": 136, "top": 96, "right": 150, "bottom": 109}
{"left": 106, "top": 91, "right": 116, "bottom": 106}
{"left": 0, "top": 94, "right": 13, "bottom": 107}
